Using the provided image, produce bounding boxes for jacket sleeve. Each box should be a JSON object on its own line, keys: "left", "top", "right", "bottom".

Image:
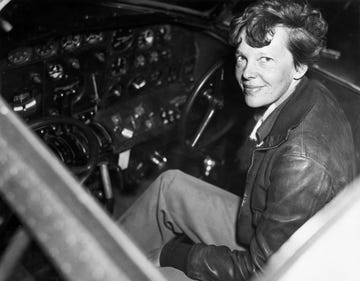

{"left": 178, "top": 154, "right": 333, "bottom": 281}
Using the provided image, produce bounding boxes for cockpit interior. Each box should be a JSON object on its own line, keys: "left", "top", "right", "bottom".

{"left": 0, "top": 0, "right": 360, "bottom": 280}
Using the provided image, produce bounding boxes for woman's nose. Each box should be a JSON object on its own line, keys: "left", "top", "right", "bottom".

{"left": 242, "top": 61, "right": 257, "bottom": 80}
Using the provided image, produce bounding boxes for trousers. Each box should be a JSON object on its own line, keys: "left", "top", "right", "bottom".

{"left": 117, "top": 169, "right": 243, "bottom": 280}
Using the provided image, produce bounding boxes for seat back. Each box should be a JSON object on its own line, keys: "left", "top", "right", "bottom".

{"left": 308, "top": 67, "right": 360, "bottom": 176}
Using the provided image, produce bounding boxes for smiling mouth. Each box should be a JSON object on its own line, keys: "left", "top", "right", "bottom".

{"left": 244, "top": 86, "right": 263, "bottom": 94}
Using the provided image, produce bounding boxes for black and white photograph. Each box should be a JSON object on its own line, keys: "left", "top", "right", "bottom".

{"left": 0, "top": 0, "right": 359, "bottom": 280}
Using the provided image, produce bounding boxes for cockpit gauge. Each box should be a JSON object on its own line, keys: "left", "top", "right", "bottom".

{"left": 112, "top": 28, "right": 134, "bottom": 52}
{"left": 84, "top": 32, "right": 104, "bottom": 45}
{"left": 8, "top": 48, "right": 32, "bottom": 65}
{"left": 137, "top": 28, "right": 155, "bottom": 50}
{"left": 160, "top": 49, "right": 171, "bottom": 59}
{"left": 35, "top": 40, "right": 58, "bottom": 58}
{"left": 149, "top": 50, "right": 159, "bottom": 63}
{"left": 60, "top": 34, "right": 82, "bottom": 51}
{"left": 47, "top": 63, "right": 64, "bottom": 80}
{"left": 134, "top": 54, "right": 146, "bottom": 68}
{"left": 111, "top": 56, "right": 128, "bottom": 76}
{"left": 109, "top": 81, "right": 123, "bottom": 98}
{"left": 12, "top": 89, "right": 39, "bottom": 115}
{"left": 158, "top": 25, "right": 171, "bottom": 41}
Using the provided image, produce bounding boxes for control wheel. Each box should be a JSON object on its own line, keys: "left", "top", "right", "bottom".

{"left": 179, "top": 59, "right": 235, "bottom": 151}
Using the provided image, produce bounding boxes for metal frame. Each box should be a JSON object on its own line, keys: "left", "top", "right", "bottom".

{"left": 0, "top": 96, "right": 168, "bottom": 281}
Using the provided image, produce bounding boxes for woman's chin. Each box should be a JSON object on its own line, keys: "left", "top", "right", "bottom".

{"left": 244, "top": 96, "right": 268, "bottom": 108}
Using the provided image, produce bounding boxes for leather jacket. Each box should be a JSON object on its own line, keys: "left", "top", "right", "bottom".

{"left": 184, "top": 77, "right": 356, "bottom": 281}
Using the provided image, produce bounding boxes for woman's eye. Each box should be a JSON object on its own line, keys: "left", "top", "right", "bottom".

{"left": 236, "top": 55, "right": 246, "bottom": 66}
{"left": 260, "top": 57, "right": 273, "bottom": 63}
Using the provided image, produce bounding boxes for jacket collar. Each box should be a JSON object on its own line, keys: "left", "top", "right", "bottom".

{"left": 256, "top": 76, "right": 319, "bottom": 147}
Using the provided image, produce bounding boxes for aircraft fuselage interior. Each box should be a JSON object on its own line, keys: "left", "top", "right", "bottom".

{"left": 0, "top": 2, "right": 247, "bottom": 216}
{"left": 0, "top": 3, "right": 251, "bottom": 272}
{"left": 2, "top": 1, "right": 360, "bottom": 280}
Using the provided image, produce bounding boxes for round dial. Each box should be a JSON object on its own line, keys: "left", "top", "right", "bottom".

{"left": 35, "top": 41, "right": 58, "bottom": 58}
{"left": 112, "top": 28, "right": 134, "bottom": 52}
{"left": 137, "top": 29, "right": 155, "bottom": 50}
{"left": 85, "top": 32, "right": 104, "bottom": 45}
{"left": 134, "top": 54, "right": 146, "bottom": 68}
{"left": 60, "top": 34, "right": 82, "bottom": 51}
{"left": 158, "top": 25, "right": 171, "bottom": 41}
{"left": 47, "top": 63, "right": 64, "bottom": 80}
{"left": 12, "top": 88, "right": 39, "bottom": 116}
{"left": 8, "top": 48, "right": 32, "bottom": 65}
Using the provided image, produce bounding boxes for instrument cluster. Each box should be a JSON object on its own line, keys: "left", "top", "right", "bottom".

{"left": 7, "top": 32, "right": 106, "bottom": 66}
{"left": 0, "top": 24, "right": 197, "bottom": 123}
{"left": 106, "top": 24, "right": 195, "bottom": 103}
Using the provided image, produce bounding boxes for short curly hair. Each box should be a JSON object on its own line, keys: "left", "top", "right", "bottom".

{"left": 229, "top": 0, "right": 328, "bottom": 67}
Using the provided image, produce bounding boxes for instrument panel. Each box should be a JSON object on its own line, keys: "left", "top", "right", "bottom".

{"left": 0, "top": 24, "right": 197, "bottom": 125}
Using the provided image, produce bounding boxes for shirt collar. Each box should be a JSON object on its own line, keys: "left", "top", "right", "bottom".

{"left": 249, "top": 102, "right": 278, "bottom": 142}
{"left": 255, "top": 77, "right": 319, "bottom": 147}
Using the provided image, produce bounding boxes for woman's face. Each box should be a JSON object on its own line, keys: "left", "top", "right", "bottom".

{"left": 235, "top": 26, "right": 307, "bottom": 108}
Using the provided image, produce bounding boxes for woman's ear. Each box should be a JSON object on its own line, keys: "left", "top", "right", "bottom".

{"left": 294, "top": 64, "right": 308, "bottom": 80}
